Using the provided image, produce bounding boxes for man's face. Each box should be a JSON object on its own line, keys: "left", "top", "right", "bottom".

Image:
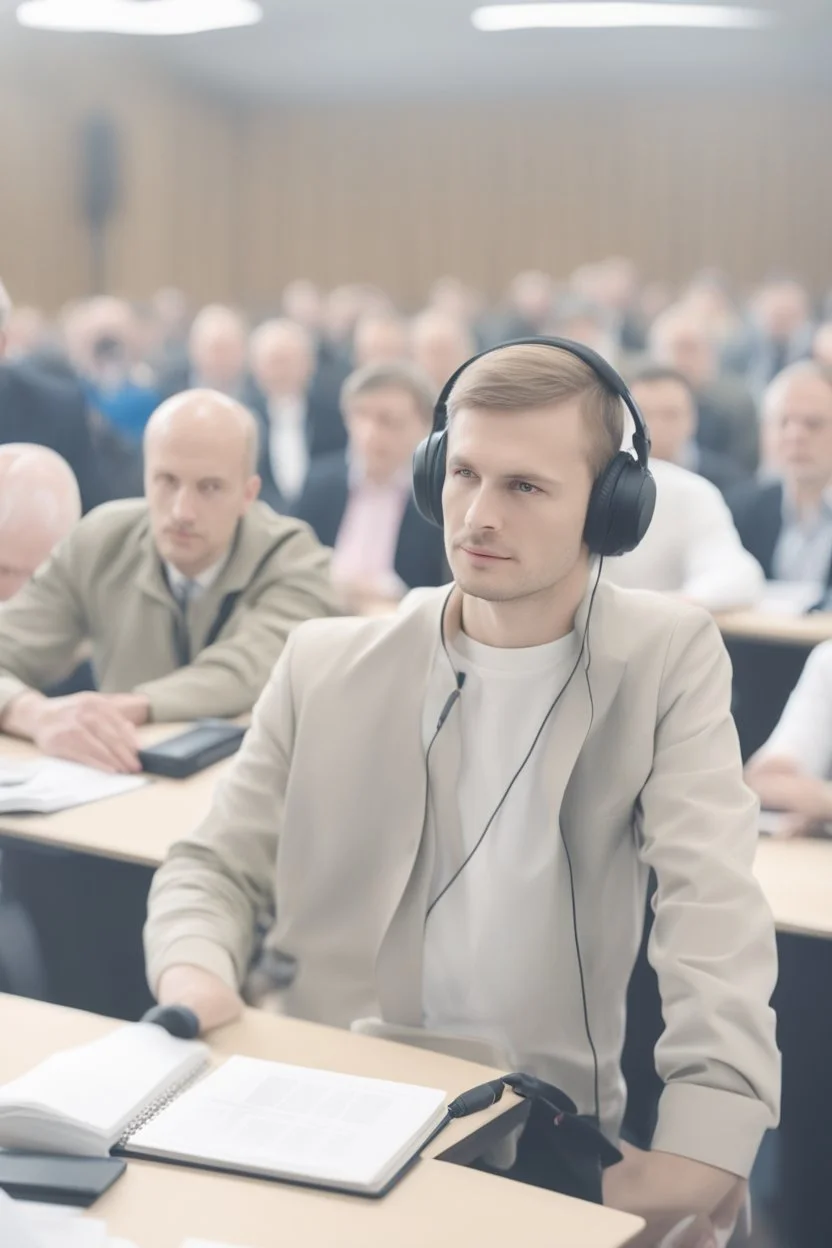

{"left": 145, "top": 424, "right": 260, "bottom": 576}
{"left": 631, "top": 379, "right": 695, "bottom": 465}
{"left": 251, "top": 335, "right": 313, "bottom": 397}
{"left": 654, "top": 326, "right": 714, "bottom": 389}
{"left": 767, "top": 374, "right": 832, "bottom": 490}
{"left": 0, "top": 528, "right": 55, "bottom": 601}
{"left": 345, "top": 386, "right": 428, "bottom": 484}
{"left": 190, "top": 326, "right": 246, "bottom": 390}
{"left": 755, "top": 284, "right": 809, "bottom": 341}
{"left": 443, "top": 400, "right": 593, "bottom": 604}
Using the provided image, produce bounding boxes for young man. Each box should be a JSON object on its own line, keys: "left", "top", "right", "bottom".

{"left": 146, "top": 343, "right": 778, "bottom": 1246}
{"left": 293, "top": 360, "right": 448, "bottom": 612}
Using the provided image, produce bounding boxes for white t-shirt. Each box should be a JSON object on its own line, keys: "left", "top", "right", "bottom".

{"left": 603, "top": 458, "right": 764, "bottom": 611}
{"left": 757, "top": 639, "right": 832, "bottom": 779}
{"left": 421, "top": 626, "right": 580, "bottom": 1068}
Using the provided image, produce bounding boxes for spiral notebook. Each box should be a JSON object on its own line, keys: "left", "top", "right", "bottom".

{"left": 0, "top": 1024, "right": 448, "bottom": 1198}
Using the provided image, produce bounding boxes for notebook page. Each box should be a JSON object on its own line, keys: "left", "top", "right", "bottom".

{"left": 0, "top": 758, "right": 147, "bottom": 814}
{"left": 130, "top": 1056, "right": 447, "bottom": 1189}
{"left": 0, "top": 1024, "right": 208, "bottom": 1154}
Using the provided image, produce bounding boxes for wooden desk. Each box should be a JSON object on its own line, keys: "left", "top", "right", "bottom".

{"left": 0, "top": 725, "right": 226, "bottom": 867}
{"left": 754, "top": 836, "right": 832, "bottom": 940}
{"left": 1, "top": 995, "right": 644, "bottom": 1248}
{"left": 716, "top": 610, "right": 832, "bottom": 649}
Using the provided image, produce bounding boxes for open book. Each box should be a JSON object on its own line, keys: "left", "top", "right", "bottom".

{"left": 0, "top": 1025, "right": 449, "bottom": 1198}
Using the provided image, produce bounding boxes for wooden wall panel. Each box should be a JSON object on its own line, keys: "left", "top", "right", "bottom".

{"left": 0, "top": 36, "right": 830, "bottom": 313}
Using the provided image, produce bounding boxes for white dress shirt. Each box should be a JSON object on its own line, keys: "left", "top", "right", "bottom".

{"left": 757, "top": 639, "right": 832, "bottom": 778}
{"left": 772, "top": 487, "right": 832, "bottom": 586}
{"left": 604, "top": 458, "right": 765, "bottom": 611}
{"left": 267, "top": 395, "right": 309, "bottom": 505}
{"left": 165, "top": 556, "right": 225, "bottom": 606}
{"left": 421, "top": 626, "right": 582, "bottom": 1077}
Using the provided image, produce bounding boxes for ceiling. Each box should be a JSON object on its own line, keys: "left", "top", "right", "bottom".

{"left": 2, "top": 0, "right": 831, "bottom": 99}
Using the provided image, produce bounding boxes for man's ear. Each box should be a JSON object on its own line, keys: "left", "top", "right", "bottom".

{"left": 242, "top": 474, "right": 261, "bottom": 511}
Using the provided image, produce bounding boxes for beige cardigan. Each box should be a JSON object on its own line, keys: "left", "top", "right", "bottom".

{"left": 145, "top": 580, "right": 779, "bottom": 1177}
{"left": 0, "top": 498, "right": 339, "bottom": 721}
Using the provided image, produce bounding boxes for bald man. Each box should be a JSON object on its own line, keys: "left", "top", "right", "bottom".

{"left": 0, "top": 389, "right": 339, "bottom": 773}
{"left": 160, "top": 305, "right": 249, "bottom": 400}
{"left": 0, "top": 445, "right": 81, "bottom": 601}
{"left": 248, "top": 318, "right": 347, "bottom": 511}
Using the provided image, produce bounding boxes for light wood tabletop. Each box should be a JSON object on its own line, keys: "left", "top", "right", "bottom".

{"left": 715, "top": 610, "right": 832, "bottom": 648}
{"left": 0, "top": 995, "right": 645, "bottom": 1248}
{"left": 754, "top": 835, "right": 832, "bottom": 940}
{"left": 0, "top": 724, "right": 227, "bottom": 866}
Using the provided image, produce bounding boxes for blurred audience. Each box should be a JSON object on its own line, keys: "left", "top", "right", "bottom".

{"left": 353, "top": 311, "right": 409, "bottom": 368}
{"left": 294, "top": 361, "right": 446, "bottom": 612}
{"left": 629, "top": 366, "right": 745, "bottom": 497}
{"left": 161, "top": 304, "right": 248, "bottom": 399}
{"left": 604, "top": 457, "right": 764, "bottom": 610}
{"left": 0, "top": 445, "right": 81, "bottom": 602}
{"left": 812, "top": 321, "right": 832, "bottom": 368}
{"left": 65, "top": 297, "right": 160, "bottom": 445}
{"left": 248, "top": 318, "right": 347, "bottom": 512}
{"left": 728, "top": 362, "right": 832, "bottom": 597}
{"left": 725, "top": 278, "right": 815, "bottom": 395}
{"left": 649, "top": 304, "right": 759, "bottom": 476}
{"left": 409, "top": 310, "right": 475, "bottom": 392}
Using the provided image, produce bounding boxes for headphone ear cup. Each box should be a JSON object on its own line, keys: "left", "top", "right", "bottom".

{"left": 412, "top": 429, "right": 447, "bottom": 528}
{"left": 584, "top": 454, "right": 656, "bottom": 556}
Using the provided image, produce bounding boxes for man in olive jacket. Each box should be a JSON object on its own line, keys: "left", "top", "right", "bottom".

{"left": 0, "top": 389, "right": 339, "bottom": 771}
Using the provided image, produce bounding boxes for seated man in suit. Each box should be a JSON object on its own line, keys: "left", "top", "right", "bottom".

{"left": 0, "top": 444, "right": 81, "bottom": 602}
{"left": 649, "top": 305, "right": 759, "bottom": 476}
{"left": 629, "top": 365, "right": 746, "bottom": 497}
{"left": 604, "top": 454, "right": 764, "bottom": 611}
{"left": 158, "top": 305, "right": 249, "bottom": 401}
{"left": 728, "top": 361, "right": 832, "bottom": 598}
{"left": 0, "top": 389, "right": 338, "bottom": 771}
{"left": 248, "top": 319, "right": 347, "bottom": 513}
{"left": 293, "top": 361, "right": 447, "bottom": 612}
{"left": 352, "top": 312, "right": 409, "bottom": 368}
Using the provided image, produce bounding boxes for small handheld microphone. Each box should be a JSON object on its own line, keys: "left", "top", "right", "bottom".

{"left": 446, "top": 1077, "right": 505, "bottom": 1118}
{"left": 436, "top": 671, "right": 466, "bottom": 731}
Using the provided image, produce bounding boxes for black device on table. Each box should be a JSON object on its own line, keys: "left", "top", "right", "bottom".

{"left": 138, "top": 720, "right": 246, "bottom": 779}
{"left": 0, "top": 1152, "right": 126, "bottom": 1206}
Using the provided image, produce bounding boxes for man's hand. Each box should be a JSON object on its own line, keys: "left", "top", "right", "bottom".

{"left": 749, "top": 767, "right": 832, "bottom": 830}
{"left": 104, "top": 692, "right": 151, "bottom": 726}
{"left": 603, "top": 1143, "right": 744, "bottom": 1248}
{"left": 157, "top": 965, "right": 245, "bottom": 1034}
{"left": 1, "top": 690, "right": 141, "bottom": 773}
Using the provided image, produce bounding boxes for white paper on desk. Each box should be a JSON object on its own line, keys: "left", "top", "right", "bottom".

{"left": 0, "top": 1190, "right": 132, "bottom": 1248}
{"left": 757, "top": 581, "right": 824, "bottom": 616}
{"left": 0, "top": 758, "right": 147, "bottom": 815}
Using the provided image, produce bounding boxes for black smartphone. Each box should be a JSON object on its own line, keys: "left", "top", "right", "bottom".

{"left": 138, "top": 720, "right": 246, "bottom": 778}
{"left": 0, "top": 1152, "right": 126, "bottom": 1206}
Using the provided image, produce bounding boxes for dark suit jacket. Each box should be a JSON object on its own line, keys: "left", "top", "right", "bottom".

{"left": 293, "top": 452, "right": 448, "bottom": 591}
{"left": 0, "top": 361, "right": 107, "bottom": 513}
{"left": 690, "top": 445, "right": 748, "bottom": 498}
{"left": 249, "top": 380, "right": 348, "bottom": 513}
{"left": 726, "top": 479, "right": 831, "bottom": 586}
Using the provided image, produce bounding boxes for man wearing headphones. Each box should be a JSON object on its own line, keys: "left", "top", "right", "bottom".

{"left": 145, "top": 341, "right": 778, "bottom": 1246}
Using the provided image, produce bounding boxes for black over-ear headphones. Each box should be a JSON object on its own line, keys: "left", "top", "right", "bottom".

{"left": 412, "top": 336, "right": 656, "bottom": 557}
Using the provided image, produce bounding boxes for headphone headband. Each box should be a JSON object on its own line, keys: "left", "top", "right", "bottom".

{"left": 431, "top": 336, "right": 651, "bottom": 467}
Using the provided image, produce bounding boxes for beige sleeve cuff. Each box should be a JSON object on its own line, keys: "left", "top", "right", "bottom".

{"left": 653, "top": 1081, "right": 775, "bottom": 1179}
{"left": 0, "top": 676, "right": 30, "bottom": 720}
{"left": 146, "top": 936, "right": 239, "bottom": 998}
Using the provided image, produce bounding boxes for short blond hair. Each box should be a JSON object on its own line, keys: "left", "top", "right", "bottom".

{"left": 447, "top": 343, "right": 624, "bottom": 479}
